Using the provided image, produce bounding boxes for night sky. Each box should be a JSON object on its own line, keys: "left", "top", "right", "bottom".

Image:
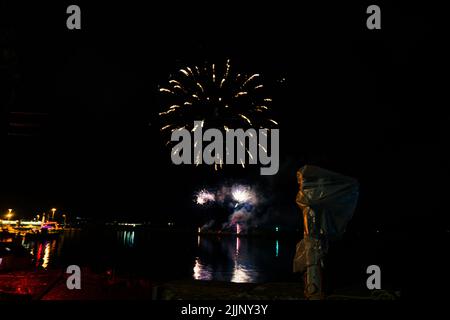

{"left": 0, "top": 2, "right": 446, "bottom": 234}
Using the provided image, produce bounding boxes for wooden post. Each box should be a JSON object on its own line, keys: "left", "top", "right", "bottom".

{"left": 296, "top": 173, "right": 323, "bottom": 300}
{"left": 302, "top": 208, "right": 323, "bottom": 300}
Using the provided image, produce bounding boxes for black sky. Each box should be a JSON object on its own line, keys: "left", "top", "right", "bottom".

{"left": 0, "top": 2, "right": 446, "bottom": 232}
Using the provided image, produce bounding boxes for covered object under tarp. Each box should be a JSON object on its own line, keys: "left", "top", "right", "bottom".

{"left": 293, "top": 165, "right": 359, "bottom": 299}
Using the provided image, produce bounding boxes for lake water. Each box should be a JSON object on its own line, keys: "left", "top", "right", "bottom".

{"left": 16, "top": 228, "right": 298, "bottom": 283}
{"left": 6, "top": 227, "right": 406, "bottom": 291}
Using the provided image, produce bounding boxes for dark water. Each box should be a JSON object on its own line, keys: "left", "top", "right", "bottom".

{"left": 9, "top": 228, "right": 407, "bottom": 290}
{"left": 17, "top": 229, "right": 297, "bottom": 283}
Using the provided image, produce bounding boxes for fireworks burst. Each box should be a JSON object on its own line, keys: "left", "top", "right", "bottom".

{"left": 158, "top": 60, "right": 278, "bottom": 166}
{"left": 195, "top": 184, "right": 259, "bottom": 235}
{"left": 195, "top": 185, "right": 256, "bottom": 207}
{"left": 195, "top": 189, "right": 215, "bottom": 205}
{"left": 231, "top": 185, "right": 255, "bottom": 204}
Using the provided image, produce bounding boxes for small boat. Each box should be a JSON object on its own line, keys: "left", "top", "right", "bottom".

{"left": 25, "top": 221, "right": 62, "bottom": 240}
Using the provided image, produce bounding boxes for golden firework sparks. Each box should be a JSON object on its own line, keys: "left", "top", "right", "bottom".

{"left": 159, "top": 88, "right": 173, "bottom": 94}
{"left": 158, "top": 60, "right": 279, "bottom": 171}
{"left": 239, "top": 114, "right": 252, "bottom": 125}
{"left": 242, "top": 74, "right": 260, "bottom": 88}
{"left": 180, "top": 69, "right": 189, "bottom": 77}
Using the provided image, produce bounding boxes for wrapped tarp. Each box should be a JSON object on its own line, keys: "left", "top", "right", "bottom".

{"left": 293, "top": 165, "right": 359, "bottom": 299}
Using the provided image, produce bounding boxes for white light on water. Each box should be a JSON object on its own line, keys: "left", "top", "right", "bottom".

{"left": 231, "top": 265, "right": 252, "bottom": 283}
{"left": 193, "top": 257, "right": 212, "bottom": 281}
